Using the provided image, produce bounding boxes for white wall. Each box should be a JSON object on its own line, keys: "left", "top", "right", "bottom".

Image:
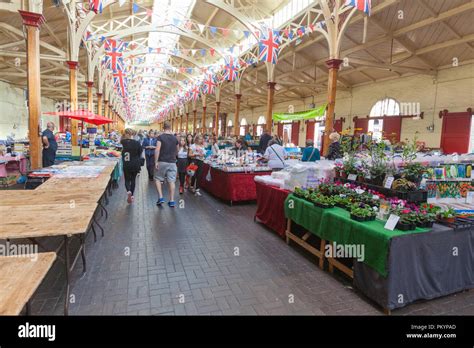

{"left": 0, "top": 80, "right": 59, "bottom": 139}
{"left": 228, "top": 63, "right": 474, "bottom": 147}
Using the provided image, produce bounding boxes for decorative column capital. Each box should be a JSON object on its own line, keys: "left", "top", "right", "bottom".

{"left": 66, "top": 61, "right": 79, "bottom": 70}
{"left": 96, "top": 93, "right": 103, "bottom": 97}
{"left": 86, "top": 81, "right": 94, "bottom": 88}
{"left": 216, "top": 101, "right": 221, "bottom": 106}
{"left": 325, "top": 58, "right": 343, "bottom": 70}
{"left": 267, "top": 82, "right": 277, "bottom": 89}
{"left": 235, "top": 94, "right": 242, "bottom": 100}
{"left": 19, "top": 10, "right": 45, "bottom": 28}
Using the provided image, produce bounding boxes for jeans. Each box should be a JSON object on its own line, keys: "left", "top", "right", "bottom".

{"left": 145, "top": 153, "right": 154, "bottom": 178}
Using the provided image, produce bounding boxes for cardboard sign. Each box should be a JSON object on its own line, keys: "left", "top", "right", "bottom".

{"left": 348, "top": 174, "right": 357, "bottom": 181}
{"left": 466, "top": 191, "right": 474, "bottom": 204}
{"left": 384, "top": 176, "right": 395, "bottom": 189}
{"left": 384, "top": 214, "right": 400, "bottom": 231}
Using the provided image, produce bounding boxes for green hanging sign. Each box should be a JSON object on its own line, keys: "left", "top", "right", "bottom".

{"left": 273, "top": 104, "right": 327, "bottom": 122}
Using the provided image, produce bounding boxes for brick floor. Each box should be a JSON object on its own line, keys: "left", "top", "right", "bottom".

{"left": 28, "top": 173, "right": 473, "bottom": 315}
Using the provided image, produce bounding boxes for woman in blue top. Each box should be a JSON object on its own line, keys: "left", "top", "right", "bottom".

{"left": 301, "top": 139, "right": 320, "bottom": 162}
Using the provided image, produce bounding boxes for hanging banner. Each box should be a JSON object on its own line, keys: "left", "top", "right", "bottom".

{"left": 272, "top": 105, "right": 327, "bottom": 121}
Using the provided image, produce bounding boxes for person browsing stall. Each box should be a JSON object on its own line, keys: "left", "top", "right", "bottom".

{"left": 42, "top": 122, "right": 58, "bottom": 167}
{"left": 302, "top": 139, "right": 320, "bottom": 162}
{"left": 326, "top": 132, "right": 342, "bottom": 160}
{"left": 264, "top": 139, "right": 287, "bottom": 170}
{"left": 155, "top": 121, "right": 179, "bottom": 207}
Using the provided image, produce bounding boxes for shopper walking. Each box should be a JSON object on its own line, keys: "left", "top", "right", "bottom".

{"left": 177, "top": 137, "right": 188, "bottom": 194}
{"left": 142, "top": 130, "right": 157, "bottom": 180}
{"left": 155, "top": 121, "right": 179, "bottom": 207}
{"left": 121, "top": 128, "right": 142, "bottom": 204}
{"left": 189, "top": 134, "right": 205, "bottom": 195}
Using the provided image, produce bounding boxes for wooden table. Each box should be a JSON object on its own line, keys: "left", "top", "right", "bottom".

{"left": 0, "top": 161, "right": 117, "bottom": 315}
{"left": 0, "top": 252, "right": 56, "bottom": 315}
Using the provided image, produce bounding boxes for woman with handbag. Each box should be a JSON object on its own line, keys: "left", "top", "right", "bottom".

{"left": 263, "top": 139, "right": 287, "bottom": 171}
{"left": 302, "top": 139, "right": 321, "bottom": 162}
{"left": 121, "top": 128, "right": 142, "bottom": 204}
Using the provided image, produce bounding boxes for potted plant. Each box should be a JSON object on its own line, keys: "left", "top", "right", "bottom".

{"left": 416, "top": 211, "right": 436, "bottom": 228}
{"left": 293, "top": 187, "right": 306, "bottom": 198}
{"left": 310, "top": 193, "right": 335, "bottom": 209}
{"left": 438, "top": 208, "right": 456, "bottom": 223}
{"left": 350, "top": 204, "right": 376, "bottom": 222}
{"left": 394, "top": 209, "right": 416, "bottom": 231}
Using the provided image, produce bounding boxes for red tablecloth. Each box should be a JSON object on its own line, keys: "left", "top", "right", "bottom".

{"left": 199, "top": 163, "right": 272, "bottom": 203}
{"left": 0, "top": 155, "right": 27, "bottom": 177}
{"left": 255, "top": 181, "right": 290, "bottom": 237}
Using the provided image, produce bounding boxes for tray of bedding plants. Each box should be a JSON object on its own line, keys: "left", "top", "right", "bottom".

{"left": 336, "top": 177, "right": 428, "bottom": 204}
{"left": 435, "top": 208, "right": 474, "bottom": 230}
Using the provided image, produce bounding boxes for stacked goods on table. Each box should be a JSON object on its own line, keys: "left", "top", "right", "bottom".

{"left": 205, "top": 148, "right": 270, "bottom": 172}
{"left": 254, "top": 160, "right": 335, "bottom": 190}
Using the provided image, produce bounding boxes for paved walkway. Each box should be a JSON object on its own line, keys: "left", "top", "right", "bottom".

{"left": 29, "top": 173, "right": 473, "bottom": 315}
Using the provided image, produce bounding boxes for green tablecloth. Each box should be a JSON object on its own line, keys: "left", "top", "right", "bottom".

{"left": 284, "top": 194, "right": 430, "bottom": 277}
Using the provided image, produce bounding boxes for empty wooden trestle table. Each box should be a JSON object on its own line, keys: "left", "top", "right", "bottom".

{"left": 0, "top": 161, "right": 119, "bottom": 315}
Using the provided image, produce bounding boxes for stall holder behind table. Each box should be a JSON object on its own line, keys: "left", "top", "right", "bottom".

{"left": 199, "top": 163, "right": 272, "bottom": 205}
{"left": 284, "top": 195, "right": 474, "bottom": 312}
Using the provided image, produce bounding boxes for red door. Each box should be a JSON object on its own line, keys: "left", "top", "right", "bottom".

{"left": 441, "top": 112, "right": 472, "bottom": 154}
{"left": 277, "top": 123, "right": 283, "bottom": 137}
{"left": 306, "top": 121, "right": 315, "bottom": 142}
{"left": 291, "top": 121, "right": 300, "bottom": 145}
{"left": 354, "top": 118, "right": 368, "bottom": 135}
{"left": 334, "top": 119, "right": 343, "bottom": 133}
{"left": 383, "top": 116, "right": 402, "bottom": 143}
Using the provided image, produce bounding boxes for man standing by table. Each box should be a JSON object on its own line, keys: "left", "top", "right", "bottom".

{"left": 142, "top": 130, "right": 157, "bottom": 181}
{"left": 155, "top": 121, "right": 179, "bottom": 208}
{"left": 42, "top": 122, "right": 58, "bottom": 167}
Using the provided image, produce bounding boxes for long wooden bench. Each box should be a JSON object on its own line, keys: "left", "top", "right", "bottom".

{"left": 0, "top": 252, "right": 56, "bottom": 315}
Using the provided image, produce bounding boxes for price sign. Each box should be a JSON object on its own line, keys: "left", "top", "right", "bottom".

{"left": 384, "top": 176, "right": 395, "bottom": 189}
{"left": 355, "top": 188, "right": 365, "bottom": 195}
{"left": 384, "top": 214, "right": 400, "bottom": 231}
{"left": 348, "top": 174, "right": 357, "bottom": 181}
{"left": 452, "top": 154, "right": 459, "bottom": 162}
{"left": 466, "top": 191, "right": 474, "bottom": 204}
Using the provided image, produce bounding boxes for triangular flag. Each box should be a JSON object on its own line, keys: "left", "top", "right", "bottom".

{"left": 200, "top": 49, "right": 206, "bottom": 56}
{"left": 173, "top": 18, "right": 181, "bottom": 27}
{"left": 210, "top": 27, "right": 217, "bottom": 36}
{"left": 197, "top": 24, "right": 205, "bottom": 33}
{"left": 119, "top": 0, "right": 126, "bottom": 6}
{"left": 221, "top": 28, "right": 230, "bottom": 37}
{"left": 233, "top": 29, "right": 240, "bottom": 37}
{"left": 146, "top": 9, "right": 153, "bottom": 17}
{"left": 156, "top": 48, "right": 161, "bottom": 54}
{"left": 210, "top": 48, "right": 215, "bottom": 56}
{"left": 243, "top": 31, "right": 250, "bottom": 38}
{"left": 132, "top": 3, "right": 139, "bottom": 13}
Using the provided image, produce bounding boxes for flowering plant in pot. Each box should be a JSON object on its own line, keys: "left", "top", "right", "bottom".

{"left": 396, "top": 209, "right": 417, "bottom": 231}
{"left": 416, "top": 210, "right": 436, "bottom": 228}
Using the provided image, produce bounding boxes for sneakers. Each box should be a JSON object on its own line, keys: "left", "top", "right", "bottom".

{"left": 156, "top": 197, "right": 165, "bottom": 206}
{"left": 168, "top": 201, "right": 176, "bottom": 208}
{"left": 195, "top": 189, "right": 201, "bottom": 196}
{"left": 127, "top": 191, "right": 132, "bottom": 204}
{"left": 179, "top": 186, "right": 184, "bottom": 194}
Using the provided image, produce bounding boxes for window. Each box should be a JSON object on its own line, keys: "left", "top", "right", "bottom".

{"left": 313, "top": 122, "right": 324, "bottom": 149}
{"left": 369, "top": 98, "right": 401, "bottom": 141}
{"left": 256, "top": 116, "right": 266, "bottom": 136}
{"left": 283, "top": 124, "right": 292, "bottom": 145}
{"left": 240, "top": 118, "right": 247, "bottom": 136}
{"left": 227, "top": 120, "right": 233, "bottom": 127}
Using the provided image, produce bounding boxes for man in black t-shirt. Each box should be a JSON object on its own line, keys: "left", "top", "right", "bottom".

{"left": 42, "top": 122, "right": 58, "bottom": 167}
{"left": 155, "top": 121, "right": 179, "bottom": 207}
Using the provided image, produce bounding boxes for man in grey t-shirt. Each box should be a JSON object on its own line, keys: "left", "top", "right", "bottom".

{"left": 155, "top": 121, "right": 179, "bottom": 207}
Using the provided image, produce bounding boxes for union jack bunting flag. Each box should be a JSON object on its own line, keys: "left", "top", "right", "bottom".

{"left": 113, "top": 69, "right": 127, "bottom": 97}
{"left": 223, "top": 56, "right": 239, "bottom": 82}
{"left": 191, "top": 84, "right": 200, "bottom": 101}
{"left": 89, "top": 0, "right": 104, "bottom": 14}
{"left": 258, "top": 28, "right": 281, "bottom": 65}
{"left": 104, "top": 39, "right": 127, "bottom": 71}
{"left": 201, "top": 74, "right": 216, "bottom": 95}
{"left": 345, "top": 0, "right": 371, "bottom": 15}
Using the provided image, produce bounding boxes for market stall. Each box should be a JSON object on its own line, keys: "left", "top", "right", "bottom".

{"left": 254, "top": 181, "right": 290, "bottom": 237}
{"left": 283, "top": 183, "right": 474, "bottom": 313}
{"left": 200, "top": 162, "right": 271, "bottom": 204}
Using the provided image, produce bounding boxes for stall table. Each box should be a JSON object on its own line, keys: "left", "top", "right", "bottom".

{"left": 199, "top": 163, "right": 272, "bottom": 205}
{"left": 284, "top": 194, "right": 474, "bottom": 312}
{"left": 254, "top": 181, "right": 290, "bottom": 237}
{"left": 0, "top": 252, "right": 56, "bottom": 315}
